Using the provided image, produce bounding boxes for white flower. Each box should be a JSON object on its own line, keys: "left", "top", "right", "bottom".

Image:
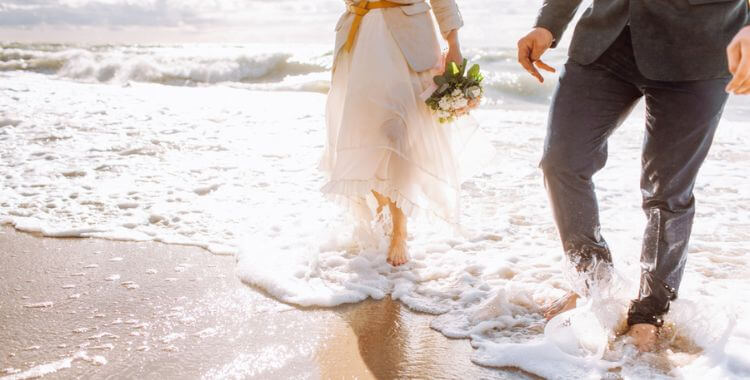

{"left": 453, "top": 97, "right": 468, "bottom": 109}
{"left": 451, "top": 89, "right": 462, "bottom": 97}
{"left": 438, "top": 96, "right": 451, "bottom": 111}
{"left": 438, "top": 110, "right": 451, "bottom": 118}
{"left": 468, "top": 86, "right": 482, "bottom": 98}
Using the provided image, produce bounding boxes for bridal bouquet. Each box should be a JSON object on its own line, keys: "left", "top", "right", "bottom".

{"left": 425, "top": 59, "right": 484, "bottom": 123}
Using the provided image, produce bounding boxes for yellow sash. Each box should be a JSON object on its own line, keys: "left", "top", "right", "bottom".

{"left": 344, "top": 0, "right": 403, "bottom": 52}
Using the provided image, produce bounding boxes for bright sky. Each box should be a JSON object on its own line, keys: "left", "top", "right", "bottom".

{"left": 0, "top": 0, "right": 341, "bottom": 26}
{"left": 0, "top": 0, "right": 543, "bottom": 45}
{"left": 0, "top": 0, "right": 344, "bottom": 43}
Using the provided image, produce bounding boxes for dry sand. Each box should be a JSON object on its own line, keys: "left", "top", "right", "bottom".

{"left": 0, "top": 226, "right": 533, "bottom": 379}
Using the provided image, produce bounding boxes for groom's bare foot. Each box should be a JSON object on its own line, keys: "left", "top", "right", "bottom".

{"left": 626, "top": 323, "right": 659, "bottom": 352}
{"left": 543, "top": 292, "right": 579, "bottom": 320}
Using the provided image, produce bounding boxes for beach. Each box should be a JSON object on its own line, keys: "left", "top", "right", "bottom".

{"left": 0, "top": 226, "right": 536, "bottom": 379}
{"left": 1, "top": 67, "right": 749, "bottom": 378}
{"left": 2, "top": 0, "right": 750, "bottom": 377}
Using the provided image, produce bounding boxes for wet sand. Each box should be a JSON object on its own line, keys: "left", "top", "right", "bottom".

{"left": 0, "top": 226, "right": 533, "bottom": 379}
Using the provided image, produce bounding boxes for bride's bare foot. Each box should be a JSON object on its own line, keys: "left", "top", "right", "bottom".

{"left": 626, "top": 323, "right": 659, "bottom": 352}
{"left": 387, "top": 232, "right": 408, "bottom": 266}
{"left": 386, "top": 197, "right": 408, "bottom": 266}
{"left": 543, "top": 292, "right": 579, "bottom": 320}
{"left": 370, "top": 190, "right": 409, "bottom": 266}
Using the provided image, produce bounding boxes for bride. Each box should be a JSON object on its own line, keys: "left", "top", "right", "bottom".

{"left": 320, "top": 0, "right": 494, "bottom": 266}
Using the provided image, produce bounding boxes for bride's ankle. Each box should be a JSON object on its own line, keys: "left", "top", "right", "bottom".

{"left": 390, "top": 229, "right": 407, "bottom": 244}
{"left": 391, "top": 223, "right": 406, "bottom": 237}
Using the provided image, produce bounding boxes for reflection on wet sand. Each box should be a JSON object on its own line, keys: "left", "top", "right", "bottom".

{"left": 318, "top": 297, "right": 539, "bottom": 379}
{"left": 340, "top": 298, "right": 406, "bottom": 379}
{"left": 1, "top": 228, "right": 538, "bottom": 379}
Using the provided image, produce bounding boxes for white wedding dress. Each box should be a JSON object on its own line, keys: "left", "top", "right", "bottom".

{"left": 320, "top": 8, "right": 495, "bottom": 224}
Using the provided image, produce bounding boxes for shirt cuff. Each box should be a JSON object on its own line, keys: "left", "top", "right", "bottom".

{"left": 534, "top": 20, "right": 565, "bottom": 48}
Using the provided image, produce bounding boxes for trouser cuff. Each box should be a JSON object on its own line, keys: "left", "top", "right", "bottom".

{"left": 627, "top": 273, "right": 677, "bottom": 327}
{"left": 627, "top": 303, "right": 666, "bottom": 327}
{"left": 563, "top": 242, "right": 614, "bottom": 297}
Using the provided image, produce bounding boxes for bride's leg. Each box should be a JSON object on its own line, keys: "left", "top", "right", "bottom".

{"left": 387, "top": 200, "right": 408, "bottom": 266}
{"left": 372, "top": 191, "right": 389, "bottom": 216}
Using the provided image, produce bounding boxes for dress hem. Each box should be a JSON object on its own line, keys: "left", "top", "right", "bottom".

{"left": 320, "top": 178, "right": 461, "bottom": 227}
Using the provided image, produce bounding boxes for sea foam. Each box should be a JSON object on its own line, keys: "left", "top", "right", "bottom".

{"left": 3, "top": 70, "right": 750, "bottom": 379}
{"left": 0, "top": 43, "right": 329, "bottom": 88}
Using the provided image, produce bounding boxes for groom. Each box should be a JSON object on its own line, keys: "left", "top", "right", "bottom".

{"left": 517, "top": 0, "right": 750, "bottom": 351}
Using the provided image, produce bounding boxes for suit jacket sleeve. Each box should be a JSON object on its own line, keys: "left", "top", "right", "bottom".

{"left": 430, "top": 0, "right": 464, "bottom": 39}
{"left": 534, "top": 0, "right": 583, "bottom": 48}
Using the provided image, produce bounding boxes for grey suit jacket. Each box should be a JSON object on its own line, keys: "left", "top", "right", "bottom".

{"left": 536, "top": 0, "right": 750, "bottom": 81}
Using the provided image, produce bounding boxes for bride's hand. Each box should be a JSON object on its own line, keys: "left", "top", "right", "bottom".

{"left": 445, "top": 29, "right": 463, "bottom": 67}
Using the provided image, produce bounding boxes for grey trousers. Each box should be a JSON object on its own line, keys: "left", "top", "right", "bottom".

{"left": 541, "top": 27, "right": 730, "bottom": 326}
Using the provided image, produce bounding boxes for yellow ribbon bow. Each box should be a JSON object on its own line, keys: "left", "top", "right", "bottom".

{"left": 344, "top": 0, "right": 403, "bottom": 52}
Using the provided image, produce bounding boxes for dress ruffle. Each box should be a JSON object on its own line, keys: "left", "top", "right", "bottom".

{"left": 320, "top": 8, "right": 495, "bottom": 225}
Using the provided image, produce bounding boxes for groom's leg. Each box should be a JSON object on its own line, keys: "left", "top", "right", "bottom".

{"left": 541, "top": 59, "right": 642, "bottom": 287}
{"left": 627, "top": 78, "right": 729, "bottom": 326}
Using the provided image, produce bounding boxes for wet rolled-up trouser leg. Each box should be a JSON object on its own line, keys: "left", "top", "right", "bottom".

{"left": 627, "top": 78, "right": 729, "bottom": 326}
{"left": 540, "top": 59, "right": 642, "bottom": 292}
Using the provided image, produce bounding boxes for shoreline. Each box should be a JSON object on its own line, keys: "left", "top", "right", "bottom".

{"left": 0, "top": 226, "right": 528, "bottom": 379}
{"left": 3, "top": 62, "right": 749, "bottom": 379}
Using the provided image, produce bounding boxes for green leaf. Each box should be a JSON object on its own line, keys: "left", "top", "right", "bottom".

{"left": 448, "top": 61, "right": 460, "bottom": 77}
{"left": 434, "top": 75, "right": 446, "bottom": 86}
{"left": 458, "top": 58, "right": 468, "bottom": 78}
{"left": 437, "top": 83, "right": 449, "bottom": 93}
{"left": 468, "top": 64, "right": 480, "bottom": 79}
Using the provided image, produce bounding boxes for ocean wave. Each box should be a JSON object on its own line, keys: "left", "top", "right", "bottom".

{"left": 0, "top": 44, "right": 329, "bottom": 86}
{"left": 459, "top": 47, "right": 562, "bottom": 104}
{"left": 229, "top": 79, "right": 331, "bottom": 95}
{"left": 483, "top": 71, "right": 557, "bottom": 104}
{"left": 471, "top": 50, "right": 517, "bottom": 64}
{"left": 1, "top": 43, "right": 558, "bottom": 103}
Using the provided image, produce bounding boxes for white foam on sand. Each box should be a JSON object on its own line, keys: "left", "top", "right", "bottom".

{"left": 234, "top": 104, "right": 750, "bottom": 378}
{"left": 22, "top": 301, "right": 53, "bottom": 309}
{"left": 3, "top": 72, "right": 750, "bottom": 378}
{"left": 0, "top": 351, "right": 105, "bottom": 380}
{"left": 0, "top": 72, "right": 326, "bottom": 254}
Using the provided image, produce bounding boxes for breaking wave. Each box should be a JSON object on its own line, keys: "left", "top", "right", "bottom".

{"left": 0, "top": 43, "right": 329, "bottom": 87}
{"left": 1, "top": 43, "right": 561, "bottom": 102}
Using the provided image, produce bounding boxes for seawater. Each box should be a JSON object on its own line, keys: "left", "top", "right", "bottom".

{"left": 2, "top": 1, "right": 750, "bottom": 378}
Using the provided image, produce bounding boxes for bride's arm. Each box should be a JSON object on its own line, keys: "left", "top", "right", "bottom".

{"left": 431, "top": 0, "right": 464, "bottom": 64}
{"left": 430, "top": 0, "right": 463, "bottom": 39}
{"left": 445, "top": 29, "right": 462, "bottom": 66}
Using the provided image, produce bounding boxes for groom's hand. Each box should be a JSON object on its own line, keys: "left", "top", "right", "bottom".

{"left": 727, "top": 26, "right": 750, "bottom": 95}
{"left": 517, "top": 27, "right": 556, "bottom": 83}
